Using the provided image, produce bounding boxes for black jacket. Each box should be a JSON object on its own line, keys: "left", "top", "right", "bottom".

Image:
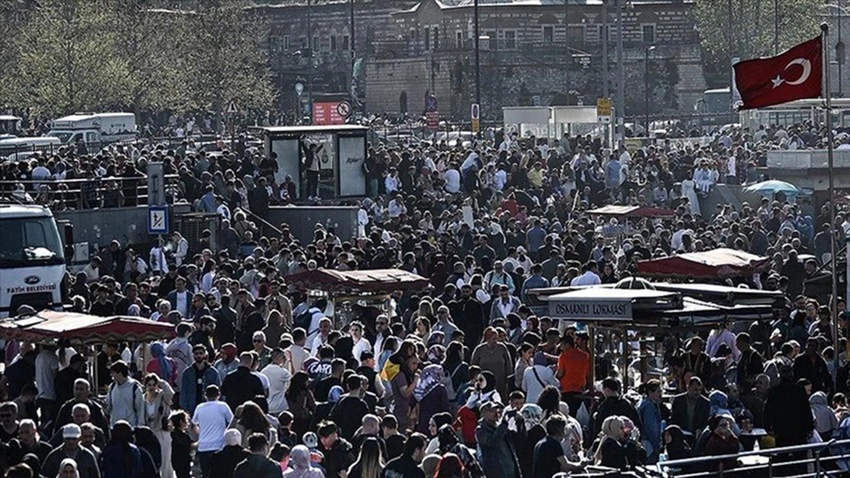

{"left": 764, "top": 379, "right": 814, "bottom": 444}
{"left": 221, "top": 366, "right": 264, "bottom": 411}
{"left": 670, "top": 393, "right": 711, "bottom": 435}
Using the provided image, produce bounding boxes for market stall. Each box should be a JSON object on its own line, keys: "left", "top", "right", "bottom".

{"left": 285, "top": 268, "right": 429, "bottom": 329}
{"left": 0, "top": 310, "right": 175, "bottom": 388}
{"left": 636, "top": 248, "right": 771, "bottom": 280}
{"left": 0, "top": 310, "right": 174, "bottom": 344}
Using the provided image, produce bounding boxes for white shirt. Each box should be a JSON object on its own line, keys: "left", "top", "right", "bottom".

{"left": 493, "top": 170, "right": 507, "bottom": 191}
{"left": 252, "top": 371, "right": 270, "bottom": 391}
{"left": 286, "top": 344, "right": 310, "bottom": 373}
{"left": 192, "top": 400, "right": 234, "bottom": 452}
{"left": 444, "top": 169, "right": 461, "bottom": 193}
{"left": 310, "top": 334, "right": 329, "bottom": 356}
{"left": 570, "top": 271, "right": 601, "bottom": 286}
{"left": 35, "top": 350, "right": 59, "bottom": 400}
{"left": 174, "top": 291, "right": 190, "bottom": 318}
{"left": 149, "top": 247, "right": 167, "bottom": 273}
{"left": 351, "top": 337, "right": 372, "bottom": 364}
{"left": 261, "top": 363, "right": 292, "bottom": 414}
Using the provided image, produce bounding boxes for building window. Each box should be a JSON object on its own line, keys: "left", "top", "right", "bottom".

{"left": 342, "top": 35, "right": 349, "bottom": 52}
{"left": 607, "top": 26, "right": 618, "bottom": 43}
{"left": 642, "top": 24, "right": 656, "bottom": 44}
{"left": 543, "top": 25, "right": 554, "bottom": 43}
{"left": 434, "top": 27, "right": 440, "bottom": 50}
{"left": 486, "top": 30, "right": 497, "bottom": 50}
{"left": 838, "top": 42, "right": 846, "bottom": 65}
{"left": 456, "top": 30, "right": 463, "bottom": 48}
{"left": 425, "top": 27, "right": 431, "bottom": 50}
{"left": 567, "top": 25, "right": 584, "bottom": 49}
{"left": 331, "top": 35, "right": 337, "bottom": 51}
{"left": 312, "top": 36, "right": 319, "bottom": 52}
{"left": 504, "top": 30, "right": 516, "bottom": 50}
{"left": 283, "top": 35, "right": 290, "bottom": 51}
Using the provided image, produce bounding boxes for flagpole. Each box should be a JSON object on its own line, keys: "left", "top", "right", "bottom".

{"left": 823, "top": 22, "right": 840, "bottom": 379}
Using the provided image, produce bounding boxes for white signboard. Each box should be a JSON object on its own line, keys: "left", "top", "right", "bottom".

{"left": 548, "top": 299, "right": 632, "bottom": 322}
{"left": 338, "top": 136, "right": 366, "bottom": 196}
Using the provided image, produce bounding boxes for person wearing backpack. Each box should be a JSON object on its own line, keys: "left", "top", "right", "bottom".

{"left": 295, "top": 298, "right": 327, "bottom": 345}
{"left": 105, "top": 361, "right": 145, "bottom": 427}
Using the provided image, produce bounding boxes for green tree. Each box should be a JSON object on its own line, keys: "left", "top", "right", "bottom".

{"left": 10, "top": 0, "right": 124, "bottom": 116}
{"left": 181, "top": 0, "right": 276, "bottom": 132}
{"left": 696, "top": 0, "right": 821, "bottom": 78}
{"left": 107, "top": 0, "right": 187, "bottom": 116}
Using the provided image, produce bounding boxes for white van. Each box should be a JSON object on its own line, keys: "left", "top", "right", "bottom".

{"left": 0, "top": 136, "right": 62, "bottom": 157}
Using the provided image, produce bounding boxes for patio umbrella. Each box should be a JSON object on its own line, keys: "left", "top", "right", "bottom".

{"left": 743, "top": 180, "right": 799, "bottom": 196}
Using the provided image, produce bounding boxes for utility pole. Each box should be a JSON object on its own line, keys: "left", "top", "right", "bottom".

{"left": 307, "top": 0, "right": 314, "bottom": 125}
{"left": 602, "top": 0, "right": 608, "bottom": 98}
{"left": 474, "top": 0, "right": 481, "bottom": 121}
{"left": 350, "top": 0, "right": 356, "bottom": 110}
{"left": 774, "top": 0, "right": 779, "bottom": 54}
{"left": 616, "top": 0, "right": 624, "bottom": 142}
{"left": 644, "top": 45, "right": 655, "bottom": 134}
{"left": 565, "top": 0, "right": 570, "bottom": 102}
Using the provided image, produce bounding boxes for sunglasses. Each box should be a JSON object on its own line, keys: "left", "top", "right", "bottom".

{"left": 253, "top": 339, "right": 264, "bottom": 343}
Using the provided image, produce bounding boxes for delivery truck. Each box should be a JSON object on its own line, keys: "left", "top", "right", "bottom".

{"left": 47, "top": 112, "right": 136, "bottom": 145}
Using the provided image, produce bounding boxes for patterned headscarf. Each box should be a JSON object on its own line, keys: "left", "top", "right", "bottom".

{"left": 520, "top": 403, "right": 544, "bottom": 431}
{"left": 413, "top": 364, "right": 445, "bottom": 402}
{"left": 427, "top": 344, "right": 446, "bottom": 363}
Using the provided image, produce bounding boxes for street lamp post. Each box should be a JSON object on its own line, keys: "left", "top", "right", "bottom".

{"left": 644, "top": 45, "right": 655, "bottom": 135}
{"left": 307, "top": 0, "right": 314, "bottom": 125}
{"left": 615, "top": 0, "right": 625, "bottom": 143}
{"left": 350, "top": 0, "right": 356, "bottom": 110}
{"left": 474, "top": 0, "right": 481, "bottom": 127}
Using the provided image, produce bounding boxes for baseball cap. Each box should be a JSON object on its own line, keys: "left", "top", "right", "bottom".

{"left": 63, "top": 424, "right": 82, "bottom": 439}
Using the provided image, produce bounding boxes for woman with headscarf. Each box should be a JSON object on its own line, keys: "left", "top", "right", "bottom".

{"left": 470, "top": 327, "right": 513, "bottom": 398}
{"left": 464, "top": 370, "right": 501, "bottom": 411}
{"left": 703, "top": 415, "right": 740, "bottom": 471}
{"left": 594, "top": 416, "right": 629, "bottom": 469}
{"left": 283, "top": 445, "right": 325, "bottom": 478}
{"left": 437, "top": 424, "right": 485, "bottom": 478}
{"left": 146, "top": 343, "right": 177, "bottom": 386}
{"left": 413, "top": 364, "right": 451, "bottom": 435}
{"left": 56, "top": 458, "right": 80, "bottom": 478}
{"left": 810, "top": 391, "right": 839, "bottom": 439}
{"left": 661, "top": 424, "right": 692, "bottom": 461}
{"left": 214, "top": 343, "right": 239, "bottom": 379}
{"left": 515, "top": 404, "right": 545, "bottom": 478}
{"left": 430, "top": 261, "right": 449, "bottom": 291}
{"left": 443, "top": 342, "right": 469, "bottom": 410}
{"left": 141, "top": 373, "right": 175, "bottom": 478}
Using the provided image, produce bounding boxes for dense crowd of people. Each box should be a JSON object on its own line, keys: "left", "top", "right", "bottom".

{"left": 2, "top": 120, "right": 850, "bottom": 478}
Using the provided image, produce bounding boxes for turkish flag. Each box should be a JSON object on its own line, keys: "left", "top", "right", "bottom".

{"left": 733, "top": 36, "right": 822, "bottom": 110}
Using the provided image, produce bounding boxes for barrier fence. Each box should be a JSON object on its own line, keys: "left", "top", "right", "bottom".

{"left": 0, "top": 175, "right": 179, "bottom": 209}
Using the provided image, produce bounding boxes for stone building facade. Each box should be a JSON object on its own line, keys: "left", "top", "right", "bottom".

{"left": 256, "top": 0, "right": 707, "bottom": 121}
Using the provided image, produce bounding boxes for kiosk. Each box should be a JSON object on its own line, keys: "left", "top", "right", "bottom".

{"left": 260, "top": 125, "right": 369, "bottom": 200}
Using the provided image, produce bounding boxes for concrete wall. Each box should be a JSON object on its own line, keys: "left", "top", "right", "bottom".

{"left": 266, "top": 206, "right": 360, "bottom": 244}
{"left": 55, "top": 204, "right": 192, "bottom": 254}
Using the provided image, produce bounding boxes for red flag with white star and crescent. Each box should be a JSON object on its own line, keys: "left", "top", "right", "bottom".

{"left": 733, "top": 36, "right": 822, "bottom": 110}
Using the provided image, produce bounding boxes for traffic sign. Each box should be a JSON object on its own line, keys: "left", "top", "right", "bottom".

{"left": 295, "top": 82, "right": 304, "bottom": 96}
{"left": 596, "top": 97, "right": 612, "bottom": 116}
{"left": 147, "top": 206, "right": 169, "bottom": 235}
{"left": 226, "top": 100, "right": 239, "bottom": 115}
{"left": 426, "top": 95, "right": 438, "bottom": 113}
{"left": 337, "top": 101, "right": 352, "bottom": 118}
{"left": 426, "top": 111, "right": 439, "bottom": 130}
{"left": 472, "top": 119, "right": 480, "bottom": 134}
{"left": 471, "top": 103, "right": 480, "bottom": 120}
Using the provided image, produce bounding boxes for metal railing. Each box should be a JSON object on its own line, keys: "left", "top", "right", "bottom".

{"left": 658, "top": 438, "right": 850, "bottom": 477}
{"left": 0, "top": 175, "right": 180, "bottom": 210}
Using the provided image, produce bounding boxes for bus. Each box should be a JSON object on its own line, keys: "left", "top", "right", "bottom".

{"left": 738, "top": 98, "right": 850, "bottom": 133}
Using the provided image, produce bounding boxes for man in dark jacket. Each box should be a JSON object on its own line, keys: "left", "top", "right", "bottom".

{"left": 475, "top": 401, "right": 522, "bottom": 478}
{"left": 180, "top": 345, "right": 222, "bottom": 415}
{"left": 220, "top": 352, "right": 264, "bottom": 411}
{"left": 209, "top": 429, "right": 251, "bottom": 478}
{"left": 592, "top": 377, "right": 642, "bottom": 438}
{"left": 449, "top": 284, "right": 486, "bottom": 350}
{"left": 793, "top": 337, "right": 833, "bottom": 395}
{"left": 382, "top": 432, "right": 426, "bottom": 478}
{"left": 329, "top": 375, "right": 370, "bottom": 441}
{"left": 670, "top": 376, "right": 711, "bottom": 435}
{"left": 764, "top": 363, "right": 814, "bottom": 475}
{"left": 317, "top": 421, "right": 355, "bottom": 478}
{"left": 232, "top": 433, "right": 282, "bottom": 478}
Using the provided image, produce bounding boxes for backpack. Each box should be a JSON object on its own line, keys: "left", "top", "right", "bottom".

{"left": 294, "top": 308, "right": 315, "bottom": 333}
